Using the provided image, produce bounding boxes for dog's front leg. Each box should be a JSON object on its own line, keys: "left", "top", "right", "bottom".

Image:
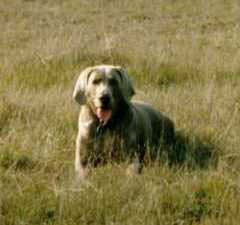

{"left": 127, "top": 156, "right": 143, "bottom": 175}
{"left": 124, "top": 131, "right": 144, "bottom": 175}
{"left": 126, "top": 145, "right": 145, "bottom": 175}
{"left": 75, "top": 133, "right": 86, "bottom": 179}
{"left": 75, "top": 131, "right": 93, "bottom": 179}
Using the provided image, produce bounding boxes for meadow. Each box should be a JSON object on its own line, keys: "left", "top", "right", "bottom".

{"left": 1, "top": 0, "right": 240, "bottom": 224}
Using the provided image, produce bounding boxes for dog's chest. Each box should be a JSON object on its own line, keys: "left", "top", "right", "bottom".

{"left": 93, "top": 127, "right": 130, "bottom": 161}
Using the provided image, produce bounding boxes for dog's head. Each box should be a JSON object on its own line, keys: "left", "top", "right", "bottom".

{"left": 73, "top": 65, "right": 135, "bottom": 125}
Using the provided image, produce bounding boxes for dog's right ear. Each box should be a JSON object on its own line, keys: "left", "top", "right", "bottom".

{"left": 72, "top": 67, "right": 93, "bottom": 105}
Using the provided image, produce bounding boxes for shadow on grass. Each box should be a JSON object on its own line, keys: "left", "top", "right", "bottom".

{"left": 165, "top": 131, "right": 219, "bottom": 169}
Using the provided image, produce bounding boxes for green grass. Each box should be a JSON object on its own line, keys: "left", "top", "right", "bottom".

{"left": 1, "top": 0, "right": 240, "bottom": 224}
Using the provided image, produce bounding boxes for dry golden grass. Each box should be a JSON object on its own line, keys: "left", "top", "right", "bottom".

{"left": 1, "top": 0, "right": 240, "bottom": 224}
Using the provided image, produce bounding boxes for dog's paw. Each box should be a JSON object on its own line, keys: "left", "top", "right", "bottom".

{"left": 126, "top": 162, "right": 142, "bottom": 176}
{"left": 75, "top": 167, "right": 89, "bottom": 180}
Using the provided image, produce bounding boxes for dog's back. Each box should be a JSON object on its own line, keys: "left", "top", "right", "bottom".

{"left": 132, "top": 101, "right": 175, "bottom": 149}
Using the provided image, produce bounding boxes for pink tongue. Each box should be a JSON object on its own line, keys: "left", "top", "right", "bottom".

{"left": 96, "top": 108, "right": 112, "bottom": 124}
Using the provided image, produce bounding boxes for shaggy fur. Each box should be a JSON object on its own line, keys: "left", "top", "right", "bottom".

{"left": 73, "top": 65, "right": 175, "bottom": 178}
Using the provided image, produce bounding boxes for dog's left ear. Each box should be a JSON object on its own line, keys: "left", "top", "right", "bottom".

{"left": 72, "top": 67, "right": 93, "bottom": 105}
{"left": 115, "top": 66, "right": 135, "bottom": 101}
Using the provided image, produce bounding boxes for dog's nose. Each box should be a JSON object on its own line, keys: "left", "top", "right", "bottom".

{"left": 100, "top": 94, "right": 110, "bottom": 105}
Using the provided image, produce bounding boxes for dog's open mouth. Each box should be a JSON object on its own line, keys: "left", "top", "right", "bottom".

{"left": 96, "top": 107, "right": 112, "bottom": 125}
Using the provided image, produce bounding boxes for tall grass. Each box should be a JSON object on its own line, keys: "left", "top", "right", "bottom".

{"left": 1, "top": 0, "right": 240, "bottom": 224}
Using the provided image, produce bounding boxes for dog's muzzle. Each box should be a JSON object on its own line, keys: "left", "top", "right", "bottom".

{"left": 95, "top": 94, "right": 112, "bottom": 125}
{"left": 99, "top": 94, "right": 111, "bottom": 107}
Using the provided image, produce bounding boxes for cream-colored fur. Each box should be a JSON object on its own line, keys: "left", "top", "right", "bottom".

{"left": 73, "top": 65, "right": 175, "bottom": 178}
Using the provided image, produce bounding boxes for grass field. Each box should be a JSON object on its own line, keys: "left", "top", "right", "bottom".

{"left": 1, "top": 0, "right": 240, "bottom": 224}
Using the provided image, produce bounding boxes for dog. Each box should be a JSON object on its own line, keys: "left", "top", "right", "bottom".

{"left": 73, "top": 65, "right": 175, "bottom": 178}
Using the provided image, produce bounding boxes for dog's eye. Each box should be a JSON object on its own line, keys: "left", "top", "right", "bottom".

{"left": 109, "top": 78, "right": 118, "bottom": 86}
{"left": 92, "top": 78, "right": 102, "bottom": 85}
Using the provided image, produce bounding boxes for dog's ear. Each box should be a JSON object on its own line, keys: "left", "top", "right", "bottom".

{"left": 115, "top": 66, "right": 135, "bottom": 101}
{"left": 72, "top": 67, "right": 93, "bottom": 105}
